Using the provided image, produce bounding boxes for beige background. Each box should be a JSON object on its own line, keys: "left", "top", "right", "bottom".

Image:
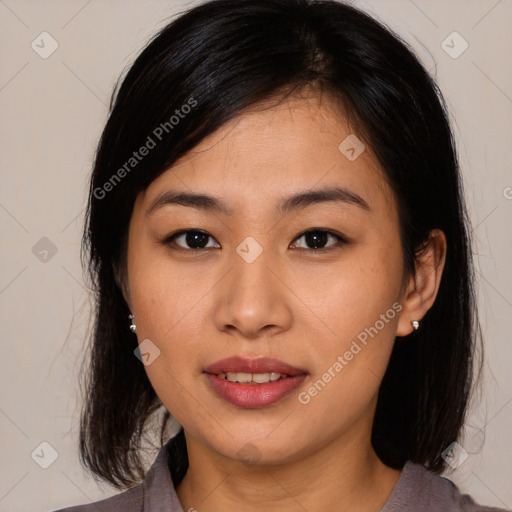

{"left": 0, "top": 0, "right": 511, "bottom": 510}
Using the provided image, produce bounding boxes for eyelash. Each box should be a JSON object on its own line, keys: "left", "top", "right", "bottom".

{"left": 160, "top": 228, "right": 348, "bottom": 253}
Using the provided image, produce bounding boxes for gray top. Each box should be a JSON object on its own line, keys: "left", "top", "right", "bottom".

{"left": 52, "top": 440, "right": 510, "bottom": 512}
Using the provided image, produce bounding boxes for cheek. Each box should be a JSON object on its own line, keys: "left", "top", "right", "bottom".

{"left": 126, "top": 245, "right": 205, "bottom": 393}
{"left": 129, "top": 246, "right": 208, "bottom": 337}
{"left": 128, "top": 255, "right": 211, "bottom": 427}
{"left": 293, "top": 243, "right": 403, "bottom": 409}
{"left": 293, "top": 241, "right": 402, "bottom": 342}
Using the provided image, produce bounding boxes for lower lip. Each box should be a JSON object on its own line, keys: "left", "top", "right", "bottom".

{"left": 204, "top": 373, "right": 307, "bottom": 408}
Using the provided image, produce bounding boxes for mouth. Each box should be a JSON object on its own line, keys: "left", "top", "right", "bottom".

{"left": 215, "top": 371, "right": 293, "bottom": 384}
{"left": 203, "top": 356, "right": 308, "bottom": 408}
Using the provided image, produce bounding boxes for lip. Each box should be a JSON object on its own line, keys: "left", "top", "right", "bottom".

{"left": 203, "top": 356, "right": 308, "bottom": 408}
{"left": 204, "top": 356, "right": 307, "bottom": 376}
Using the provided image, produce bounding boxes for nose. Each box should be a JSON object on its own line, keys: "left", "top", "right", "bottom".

{"left": 213, "top": 246, "right": 293, "bottom": 340}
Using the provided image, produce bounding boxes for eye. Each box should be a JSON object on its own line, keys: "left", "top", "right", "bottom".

{"left": 290, "top": 229, "right": 348, "bottom": 251}
{"left": 161, "top": 228, "right": 347, "bottom": 252}
{"left": 164, "top": 230, "right": 220, "bottom": 250}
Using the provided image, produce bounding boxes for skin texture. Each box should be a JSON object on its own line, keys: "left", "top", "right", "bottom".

{"left": 121, "top": 90, "right": 447, "bottom": 512}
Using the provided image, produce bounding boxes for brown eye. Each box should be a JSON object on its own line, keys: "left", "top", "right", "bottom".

{"left": 291, "top": 229, "right": 347, "bottom": 251}
{"left": 166, "top": 230, "right": 220, "bottom": 250}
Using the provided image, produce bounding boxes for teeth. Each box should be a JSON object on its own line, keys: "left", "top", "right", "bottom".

{"left": 252, "top": 373, "right": 270, "bottom": 383}
{"left": 217, "top": 372, "right": 287, "bottom": 384}
{"left": 228, "top": 372, "right": 252, "bottom": 383}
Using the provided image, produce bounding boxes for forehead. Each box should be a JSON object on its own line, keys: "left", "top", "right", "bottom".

{"left": 139, "top": 92, "right": 396, "bottom": 218}
{"left": 173, "top": 93, "right": 362, "bottom": 178}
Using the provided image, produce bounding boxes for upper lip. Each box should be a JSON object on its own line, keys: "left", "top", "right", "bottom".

{"left": 204, "top": 356, "right": 307, "bottom": 376}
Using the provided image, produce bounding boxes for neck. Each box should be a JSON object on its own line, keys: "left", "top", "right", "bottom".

{"left": 175, "top": 421, "right": 402, "bottom": 512}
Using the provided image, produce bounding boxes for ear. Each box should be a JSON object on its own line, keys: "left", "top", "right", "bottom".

{"left": 113, "top": 260, "right": 133, "bottom": 312}
{"left": 396, "top": 229, "right": 447, "bottom": 337}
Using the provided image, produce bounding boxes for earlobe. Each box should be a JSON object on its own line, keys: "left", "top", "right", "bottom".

{"left": 113, "top": 261, "right": 133, "bottom": 310}
{"left": 121, "top": 286, "right": 132, "bottom": 311}
{"left": 396, "top": 229, "right": 447, "bottom": 337}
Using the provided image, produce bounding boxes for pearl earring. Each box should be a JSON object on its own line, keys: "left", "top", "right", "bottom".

{"left": 412, "top": 320, "right": 419, "bottom": 331}
{"left": 129, "top": 313, "right": 137, "bottom": 333}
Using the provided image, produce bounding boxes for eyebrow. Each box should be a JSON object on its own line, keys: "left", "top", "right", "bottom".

{"left": 145, "top": 186, "right": 370, "bottom": 218}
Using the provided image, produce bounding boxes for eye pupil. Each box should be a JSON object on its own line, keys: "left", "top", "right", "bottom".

{"left": 186, "top": 231, "right": 209, "bottom": 249}
{"left": 306, "top": 231, "right": 328, "bottom": 249}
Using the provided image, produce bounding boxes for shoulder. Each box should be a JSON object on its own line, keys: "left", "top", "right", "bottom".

{"left": 50, "top": 439, "right": 184, "bottom": 512}
{"left": 381, "top": 461, "right": 510, "bottom": 512}
{"left": 51, "top": 483, "right": 144, "bottom": 512}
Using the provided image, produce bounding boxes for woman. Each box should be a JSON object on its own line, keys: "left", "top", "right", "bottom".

{"left": 54, "top": 0, "right": 510, "bottom": 510}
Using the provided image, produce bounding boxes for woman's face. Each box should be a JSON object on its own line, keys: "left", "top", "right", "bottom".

{"left": 125, "top": 92, "right": 411, "bottom": 464}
